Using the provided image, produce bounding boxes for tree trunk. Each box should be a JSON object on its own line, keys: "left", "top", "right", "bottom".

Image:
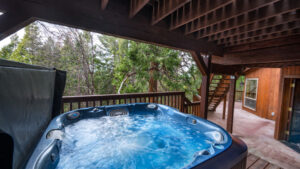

{"left": 149, "top": 62, "right": 158, "bottom": 92}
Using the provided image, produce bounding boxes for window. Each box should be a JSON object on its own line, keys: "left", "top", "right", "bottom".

{"left": 244, "top": 78, "right": 258, "bottom": 110}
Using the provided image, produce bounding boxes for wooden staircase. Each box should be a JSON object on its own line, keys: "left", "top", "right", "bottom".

{"left": 207, "top": 75, "right": 232, "bottom": 111}
{"left": 192, "top": 75, "right": 232, "bottom": 111}
{"left": 194, "top": 74, "right": 233, "bottom": 112}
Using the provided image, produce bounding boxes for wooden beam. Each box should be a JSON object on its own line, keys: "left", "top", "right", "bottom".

{"left": 225, "top": 35, "right": 300, "bottom": 53}
{"left": 219, "top": 22, "right": 300, "bottom": 47}
{"left": 190, "top": 51, "right": 208, "bottom": 76}
{"left": 211, "top": 63, "right": 244, "bottom": 75}
{"left": 7, "top": 0, "right": 222, "bottom": 56}
{"left": 188, "top": 0, "right": 299, "bottom": 35}
{"left": 101, "top": 0, "right": 109, "bottom": 10}
{"left": 194, "top": 7, "right": 300, "bottom": 38}
{"left": 200, "top": 55, "right": 211, "bottom": 119}
{"left": 169, "top": 0, "right": 232, "bottom": 30}
{"left": 0, "top": 12, "right": 33, "bottom": 40}
{"left": 226, "top": 76, "right": 236, "bottom": 133}
{"left": 129, "top": 0, "right": 150, "bottom": 18}
{"left": 151, "top": 0, "right": 190, "bottom": 25}
{"left": 197, "top": 8, "right": 300, "bottom": 43}
{"left": 213, "top": 43, "right": 300, "bottom": 66}
{"left": 222, "top": 95, "right": 227, "bottom": 119}
{"left": 274, "top": 69, "right": 285, "bottom": 139}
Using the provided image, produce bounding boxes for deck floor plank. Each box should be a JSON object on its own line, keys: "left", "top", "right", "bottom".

{"left": 264, "top": 163, "right": 282, "bottom": 169}
{"left": 247, "top": 154, "right": 282, "bottom": 169}
{"left": 247, "top": 154, "right": 260, "bottom": 168}
{"left": 248, "top": 158, "right": 269, "bottom": 169}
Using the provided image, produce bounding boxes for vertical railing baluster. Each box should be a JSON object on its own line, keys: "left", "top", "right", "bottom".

{"left": 176, "top": 95, "right": 179, "bottom": 109}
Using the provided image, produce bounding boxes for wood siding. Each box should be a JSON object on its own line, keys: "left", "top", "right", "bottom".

{"left": 243, "top": 66, "right": 300, "bottom": 139}
{"left": 275, "top": 66, "right": 300, "bottom": 139}
{"left": 243, "top": 68, "right": 281, "bottom": 120}
{"left": 282, "top": 66, "right": 300, "bottom": 77}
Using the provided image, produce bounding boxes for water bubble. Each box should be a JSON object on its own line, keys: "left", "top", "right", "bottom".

{"left": 56, "top": 114, "right": 215, "bottom": 169}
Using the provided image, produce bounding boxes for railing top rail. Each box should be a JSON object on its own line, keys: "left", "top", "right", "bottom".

{"left": 62, "top": 91, "right": 185, "bottom": 102}
{"left": 183, "top": 96, "right": 192, "bottom": 104}
{"left": 184, "top": 101, "right": 201, "bottom": 106}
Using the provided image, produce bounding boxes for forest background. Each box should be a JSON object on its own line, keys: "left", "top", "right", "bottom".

{"left": 0, "top": 21, "right": 244, "bottom": 100}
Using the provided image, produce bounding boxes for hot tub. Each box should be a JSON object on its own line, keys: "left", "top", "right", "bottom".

{"left": 25, "top": 103, "right": 247, "bottom": 169}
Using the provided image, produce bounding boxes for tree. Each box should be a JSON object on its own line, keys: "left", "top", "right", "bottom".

{"left": 0, "top": 34, "right": 19, "bottom": 60}
{"left": 107, "top": 40, "right": 202, "bottom": 99}
{"left": 0, "top": 21, "right": 202, "bottom": 100}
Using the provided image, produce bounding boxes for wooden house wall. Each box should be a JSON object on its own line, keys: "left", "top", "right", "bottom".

{"left": 282, "top": 66, "right": 300, "bottom": 77}
{"left": 275, "top": 66, "right": 300, "bottom": 139}
{"left": 243, "top": 66, "right": 300, "bottom": 139}
{"left": 243, "top": 68, "right": 281, "bottom": 120}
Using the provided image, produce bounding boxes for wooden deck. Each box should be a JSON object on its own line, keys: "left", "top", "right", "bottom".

{"left": 247, "top": 154, "right": 283, "bottom": 169}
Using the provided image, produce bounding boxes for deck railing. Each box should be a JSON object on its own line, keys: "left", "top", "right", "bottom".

{"left": 183, "top": 97, "right": 201, "bottom": 116}
{"left": 61, "top": 91, "right": 201, "bottom": 115}
{"left": 235, "top": 90, "right": 244, "bottom": 102}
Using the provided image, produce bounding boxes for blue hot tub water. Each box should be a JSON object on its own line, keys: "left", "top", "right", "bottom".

{"left": 26, "top": 104, "right": 232, "bottom": 169}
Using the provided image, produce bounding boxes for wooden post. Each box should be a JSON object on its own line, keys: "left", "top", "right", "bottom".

{"left": 222, "top": 95, "right": 227, "bottom": 119}
{"left": 180, "top": 93, "right": 185, "bottom": 112}
{"left": 226, "top": 76, "right": 236, "bottom": 133}
{"left": 190, "top": 51, "right": 211, "bottom": 119}
{"left": 200, "top": 55, "right": 211, "bottom": 119}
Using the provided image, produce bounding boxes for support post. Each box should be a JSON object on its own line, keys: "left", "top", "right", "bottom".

{"left": 222, "top": 95, "right": 227, "bottom": 119}
{"left": 200, "top": 54, "right": 211, "bottom": 119}
{"left": 226, "top": 76, "right": 236, "bottom": 133}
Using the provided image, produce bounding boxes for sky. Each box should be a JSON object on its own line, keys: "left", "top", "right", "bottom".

{"left": 0, "top": 20, "right": 103, "bottom": 50}
{"left": 0, "top": 29, "right": 25, "bottom": 49}
{"left": 0, "top": 12, "right": 25, "bottom": 49}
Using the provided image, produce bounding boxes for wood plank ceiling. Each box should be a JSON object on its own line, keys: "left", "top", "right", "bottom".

{"left": 0, "top": 0, "right": 300, "bottom": 68}
{"left": 147, "top": 0, "right": 300, "bottom": 49}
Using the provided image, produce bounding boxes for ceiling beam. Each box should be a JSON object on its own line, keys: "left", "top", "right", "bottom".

{"left": 0, "top": 12, "right": 33, "bottom": 40}
{"left": 215, "top": 21, "right": 300, "bottom": 46}
{"left": 190, "top": 51, "right": 209, "bottom": 75}
{"left": 211, "top": 64, "right": 244, "bottom": 75}
{"left": 169, "top": 0, "right": 232, "bottom": 30}
{"left": 101, "top": 0, "right": 109, "bottom": 10}
{"left": 129, "top": 0, "right": 150, "bottom": 18}
{"left": 195, "top": 8, "right": 300, "bottom": 40}
{"left": 2, "top": 0, "right": 222, "bottom": 55}
{"left": 225, "top": 35, "right": 300, "bottom": 53}
{"left": 151, "top": 0, "right": 190, "bottom": 25}
{"left": 213, "top": 43, "right": 300, "bottom": 65}
{"left": 188, "top": 0, "right": 295, "bottom": 35}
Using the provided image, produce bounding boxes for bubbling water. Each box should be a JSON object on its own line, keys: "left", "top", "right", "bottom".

{"left": 56, "top": 114, "right": 213, "bottom": 169}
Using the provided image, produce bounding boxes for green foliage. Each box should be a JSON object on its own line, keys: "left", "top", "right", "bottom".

{"left": 236, "top": 76, "right": 245, "bottom": 91}
{"left": 0, "top": 22, "right": 202, "bottom": 99}
{"left": 0, "top": 35, "right": 19, "bottom": 59}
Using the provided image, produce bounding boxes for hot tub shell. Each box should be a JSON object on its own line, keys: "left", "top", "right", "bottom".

{"left": 25, "top": 103, "right": 247, "bottom": 169}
